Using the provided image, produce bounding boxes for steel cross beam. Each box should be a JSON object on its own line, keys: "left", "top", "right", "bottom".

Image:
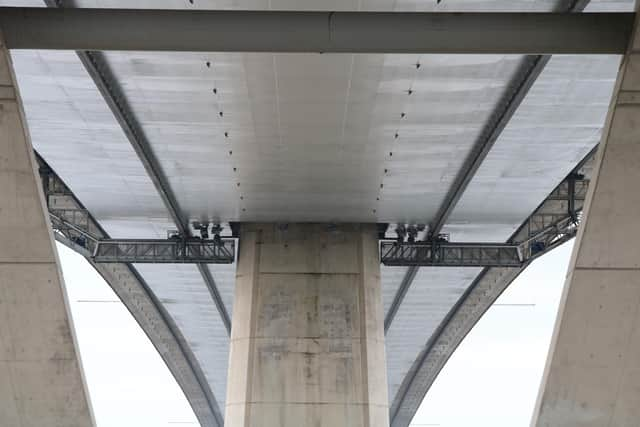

{"left": 0, "top": 8, "right": 633, "bottom": 54}
{"left": 388, "top": 149, "right": 595, "bottom": 427}
{"left": 36, "top": 153, "right": 225, "bottom": 427}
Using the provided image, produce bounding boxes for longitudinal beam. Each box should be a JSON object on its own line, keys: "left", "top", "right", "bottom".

{"left": 0, "top": 8, "right": 633, "bottom": 54}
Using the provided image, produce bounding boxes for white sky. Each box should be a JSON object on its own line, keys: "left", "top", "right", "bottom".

{"left": 59, "top": 244, "right": 199, "bottom": 426}
{"left": 57, "top": 241, "right": 572, "bottom": 427}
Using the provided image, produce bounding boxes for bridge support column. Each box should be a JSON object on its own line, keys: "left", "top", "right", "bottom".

{"left": 226, "top": 224, "right": 388, "bottom": 427}
{"left": 0, "top": 34, "right": 94, "bottom": 425}
{"left": 532, "top": 11, "right": 640, "bottom": 427}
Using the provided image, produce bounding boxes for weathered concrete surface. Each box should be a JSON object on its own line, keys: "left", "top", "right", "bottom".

{"left": 532, "top": 10, "right": 640, "bottom": 427}
{"left": 226, "top": 224, "right": 388, "bottom": 427}
{"left": 0, "top": 34, "right": 95, "bottom": 426}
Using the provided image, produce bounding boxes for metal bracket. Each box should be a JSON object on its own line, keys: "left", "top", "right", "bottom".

{"left": 41, "top": 161, "right": 235, "bottom": 265}
{"left": 381, "top": 176, "right": 587, "bottom": 268}
{"left": 380, "top": 241, "right": 523, "bottom": 267}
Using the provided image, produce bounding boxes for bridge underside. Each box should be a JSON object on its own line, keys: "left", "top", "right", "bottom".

{"left": 0, "top": 0, "right": 636, "bottom": 426}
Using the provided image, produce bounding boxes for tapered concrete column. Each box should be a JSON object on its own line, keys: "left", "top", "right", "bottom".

{"left": 532, "top": 11, "right": 640, "bottom": 427}
{"left": 226, "top": 224, "right": 388, "bottom": 427}
{"left": 0, "top": 34, "right": 94, "bottom": 426}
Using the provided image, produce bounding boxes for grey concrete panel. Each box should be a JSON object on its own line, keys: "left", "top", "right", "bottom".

{"left": 8, "top": 49, "right": 169, "bottom": 228}
{"left": 100, "top": 50, "right": 523, "bottom": 224}
{"left": 207, "top": 263, "right": 236, "bottom": 319}
{"left": 381, "top": 265, "right": 409, "bottom": 317}
{"left": 447, "top": 54, "right": 622, "bottom": 242}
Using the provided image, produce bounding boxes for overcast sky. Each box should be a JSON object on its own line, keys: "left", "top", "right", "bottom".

{"left": 58, "top": 241, "right": 572, "bottom": 427}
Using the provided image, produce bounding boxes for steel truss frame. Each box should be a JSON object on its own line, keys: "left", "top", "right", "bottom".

{"left": 41, "top": 167, "right": 235, "bottom": 265}
{"left": 93, "top": 239, "right": 234, "bottom": 264}
{"left": 380, "top": 172, "right": 585, "bottom": 268}
{"left": 381, "top": 242, "right": 523, "bottom": 267}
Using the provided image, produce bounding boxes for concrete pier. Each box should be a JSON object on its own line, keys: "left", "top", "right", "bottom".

{"left": 225, "top": 224, "right": 388, "bottom": 427}
{"left": 0, "top": 35, "right": 94, "bottom": 425}
{"left": 532, "top": 11, "right": 640, "bottom": 427}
